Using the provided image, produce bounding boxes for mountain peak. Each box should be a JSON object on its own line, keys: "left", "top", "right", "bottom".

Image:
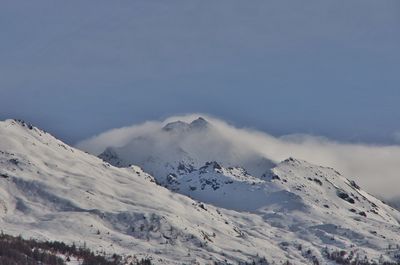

{"left": 13, "top": 119, "right": 34, "bottom": 129}
{"left": 162, "top": 117, "right": 210, "bottom": 133}
{"left": 2, "top": 119, "right": 35, "bottom": 130}
{"left": 189, "top": 117, "right": 209, "bottom": 129}
{"left": 1, "top": 119, "right": 49, "bottom": 138}
{"left": 162, "top": 120, "right": 190, "bottom": 132}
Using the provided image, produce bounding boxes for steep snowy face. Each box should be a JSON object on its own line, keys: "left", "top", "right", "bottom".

{"left": 154, "top": 156, "right": 400, "bottom": 263}
{"left": 0, "top": 119, "right": 290, "bottom": 264}
{"left": 99, "top": 117, "right": 276, "bottom": 181}
{"left": 156, "top": 156, "right": 400, "bottom": 224}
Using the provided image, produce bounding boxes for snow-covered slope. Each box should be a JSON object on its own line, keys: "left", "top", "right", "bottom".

{"left": 1, "top": 119, "right": 400, "bottom": 264}
{"left": 157, "top": 157, "right": 400, "bottom": 225}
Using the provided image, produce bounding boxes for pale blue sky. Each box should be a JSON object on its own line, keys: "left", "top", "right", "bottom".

{"left": 1, "top": 0, "right": 399, "bottom": 144}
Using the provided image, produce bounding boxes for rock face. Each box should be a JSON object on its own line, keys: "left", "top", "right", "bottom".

{"left": 162, "top": 117, "right": 209, "bottom": 133}
{"left": 1, "top": 119, "right": 400, "bottom": 264}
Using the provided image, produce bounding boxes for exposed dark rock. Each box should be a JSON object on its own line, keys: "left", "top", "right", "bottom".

{"left": 313, "top": 178, "right": 323, "bottom": 186}
{"left": 177, "top": 162, "right": 195, "bottom": 174}
{"left": 358, "top": 211, "right": 367, "bottom": 217}
{"left": 337, "top": 190, "right": 355, "bottom": 204}
{"left": 271, "top": 174, "right": 281, "bottom": 180}
{"left": 8, "top": 158, "right": 19, "bottom": 165}
{"left": 349, "top": 180, "right": 360, "bottom": 190}
{"left": 189, "top": 117, "right": 209, "bottom": 130}
{"left": 162, "top": 121, "right": 190, "bottom": 132}
{"left": 14, "top": 119, "right": 34, "bottom": 130}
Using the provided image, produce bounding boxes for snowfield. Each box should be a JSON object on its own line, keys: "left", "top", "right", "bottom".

{"left": 1, "top": 119, "right": 400, "bottom": 264}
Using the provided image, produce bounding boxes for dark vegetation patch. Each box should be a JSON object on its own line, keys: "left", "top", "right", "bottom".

{"left": 324, "top": 248, "right": 400, "bottom": 265}
{"left": 0, "top": 233, "right": 152, "bottom": 265}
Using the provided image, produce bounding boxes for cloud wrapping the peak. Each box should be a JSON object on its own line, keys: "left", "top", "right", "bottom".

{"left": 77, "top": 114, "right": 400, "bottom": 200}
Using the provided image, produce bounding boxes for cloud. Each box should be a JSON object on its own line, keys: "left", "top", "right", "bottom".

{"left": 77, "top": 114, "right": 400, "bottom": 200}
{"left": 393, "top": 131, "right": 400, "bottom": 144}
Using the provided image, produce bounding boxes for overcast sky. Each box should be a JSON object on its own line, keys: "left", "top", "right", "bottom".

{"left": 1, "top": 0, "right": 399, "bottom": 145}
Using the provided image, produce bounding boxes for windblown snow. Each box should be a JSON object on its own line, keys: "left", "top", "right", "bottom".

{"left": 1, "top": 119, "right": 400, "bottom": 264}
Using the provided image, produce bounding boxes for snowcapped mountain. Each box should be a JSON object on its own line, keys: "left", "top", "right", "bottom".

{"left": 99, "top": 117, "right": 275, "bottom": 181}
{"left": 1, "top": 119, "right": 400, "bottom": 264}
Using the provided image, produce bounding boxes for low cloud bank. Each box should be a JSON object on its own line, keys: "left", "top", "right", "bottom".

{"left": 77, "top": 114, "right": 400, "bottom": 200}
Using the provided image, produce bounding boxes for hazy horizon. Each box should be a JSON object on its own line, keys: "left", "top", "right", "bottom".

{"left": 1, "top": 0, "right": 400, "bottom": 146}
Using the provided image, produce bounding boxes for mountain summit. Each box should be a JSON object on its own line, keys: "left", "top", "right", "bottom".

{"left": 189, "top": 117, "right": 209, "bottom": 129}
{"left": 100, "top": 117, "right": 276, "bottom": 181}
{"left": 162, "top": 117, "right": 210, "bottom": 133}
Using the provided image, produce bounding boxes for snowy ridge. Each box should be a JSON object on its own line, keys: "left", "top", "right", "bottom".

{"left": 1, "top": 119, "right": 400, "bottom": 264}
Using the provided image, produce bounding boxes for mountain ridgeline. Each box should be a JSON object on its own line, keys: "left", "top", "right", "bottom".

{"left": 0, "top": 118, "right": 400, "bottom": 264}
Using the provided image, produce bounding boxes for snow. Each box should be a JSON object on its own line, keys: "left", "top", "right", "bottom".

{"left": 98, "top": 117, "right": 276, "bottom": 179}
{"left": 1, "top": 119, "right": 400, "bottom": 264}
